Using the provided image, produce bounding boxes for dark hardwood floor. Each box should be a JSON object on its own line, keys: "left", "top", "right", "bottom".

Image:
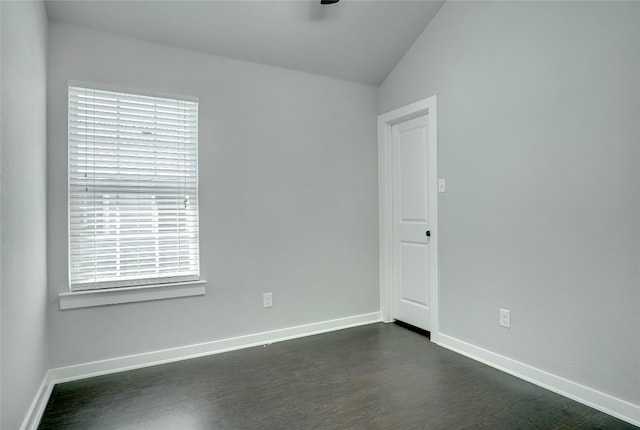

{"left": 39, "top": 323, "right": 636, "bottom": 429}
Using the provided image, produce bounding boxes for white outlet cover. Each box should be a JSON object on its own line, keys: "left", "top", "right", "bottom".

{"left": 499, "top": 308, "right": 511, "bottom": 328}
{"left": 263, "top": 293, "right": 273, "bottom": 308}
{"left": 438, "top": 178, "right": 446, "bottom": 193}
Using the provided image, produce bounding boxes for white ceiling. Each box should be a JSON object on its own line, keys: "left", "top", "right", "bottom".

{"left": 45, "top": 0, "right": 445, "bottom": 86}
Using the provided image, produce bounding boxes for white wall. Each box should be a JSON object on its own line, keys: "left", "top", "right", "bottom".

{"left": 1, "top": 1, "right": 49, "bottom": 428}
{"left": 1, "top": 4, "right": 3, "bottom": 424}
{"left": 380, "top": 1, "right": 640, "bottom": 406}
{"left": 47, "top": 23, "right": 379, "bottom": 368}
{"left": 1, "top": 4, "right": 3, "bottom": 425}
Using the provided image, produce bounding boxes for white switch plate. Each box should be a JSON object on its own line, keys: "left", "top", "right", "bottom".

{"left": 263, "top": 292, "right": 273, "bottom": 308}
{"left": 499, "top": 308, "right": 511, "bottom": 328}
{"left": 438, "top": 178, "right": 446, "bottom": 193}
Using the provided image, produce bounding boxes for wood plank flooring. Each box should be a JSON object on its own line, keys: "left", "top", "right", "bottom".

{"left": 39, "top": 323, "right": 636, "bottom": 429}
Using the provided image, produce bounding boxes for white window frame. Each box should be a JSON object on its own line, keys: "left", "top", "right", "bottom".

{"left": 60, "top": 81, "right": 206, "bottom": 309}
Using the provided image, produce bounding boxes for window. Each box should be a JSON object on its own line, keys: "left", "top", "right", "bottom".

{"left": 68, "top": 85, "right": 199, "bottom": 291}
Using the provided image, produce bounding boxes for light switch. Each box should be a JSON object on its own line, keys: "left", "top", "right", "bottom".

{"left": 438, "top": 178, "right": 446, "bottom": 193}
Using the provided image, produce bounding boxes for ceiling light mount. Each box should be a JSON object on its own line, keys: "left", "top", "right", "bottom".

{"left": 321, "top": 0, "right": 339, "bottom": 4}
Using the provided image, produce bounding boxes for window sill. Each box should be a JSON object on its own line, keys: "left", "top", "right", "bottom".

{"left": 58, "top": 280, "right": 207, "bottom": 310}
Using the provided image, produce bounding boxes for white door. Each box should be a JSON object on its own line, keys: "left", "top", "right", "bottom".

{"left": 391, "top": 114, "right": 432, "bottom": 331}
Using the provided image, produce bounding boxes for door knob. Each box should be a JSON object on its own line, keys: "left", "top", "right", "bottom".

{"left": 426, "top": 231, "right": 431, "bottom": 237}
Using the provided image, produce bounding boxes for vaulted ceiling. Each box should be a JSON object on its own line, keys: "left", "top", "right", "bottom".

{"left": 45, "top": 0, "right": 445, "bottom": 85}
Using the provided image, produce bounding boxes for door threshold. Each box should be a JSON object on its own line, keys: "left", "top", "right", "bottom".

{"left": 393, "top": 320, "right": 431, "bottom": 339}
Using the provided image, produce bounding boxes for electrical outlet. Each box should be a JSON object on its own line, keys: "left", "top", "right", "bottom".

{"left": 263, "top": 292, "right": 273, "bottom": 308}
{"left": 499, "top": 308, "right": 511, "bottom": 328}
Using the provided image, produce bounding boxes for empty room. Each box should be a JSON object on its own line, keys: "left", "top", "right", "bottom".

{"left": 1, "top": 0, "right": 639, "bottom": 429}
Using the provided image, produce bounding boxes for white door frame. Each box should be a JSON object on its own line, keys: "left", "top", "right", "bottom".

{"left": 378, "top": 96, "right": 439, "bottom": 341}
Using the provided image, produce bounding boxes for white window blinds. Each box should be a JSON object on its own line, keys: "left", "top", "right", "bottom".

{"left": 69, "top": 86, "right": 200, "bottom": 290}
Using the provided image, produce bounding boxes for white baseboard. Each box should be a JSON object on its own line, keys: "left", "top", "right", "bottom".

{"left": 48, "top": 311, "right": 382, "bottom": 385}
{"left": 20, "top": 371, "right": 53, "bottom": 430}
{"left": 28, "top": 316, "right": 637, "bottom": 429}
{"left": 435, "top": 333, "right": 640, "bottom": 427}
{"left": 21, "top": 312, "right": 381, "bottom": 429}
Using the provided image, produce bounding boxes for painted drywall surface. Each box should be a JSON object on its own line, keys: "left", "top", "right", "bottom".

{"left": 1, "top": 1, "right": 49, "bottom": 428}
{"left": 380, "top": 1, "right": 640, "bottom": 405}
{"left": 1, "top": 4, "right": 3, "bottom": 426}
{"left": 47, "top": 23, "right": 379, "bottom": 368}
{"left": 1, "top": 3, "right": 3, "bottom": 426}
